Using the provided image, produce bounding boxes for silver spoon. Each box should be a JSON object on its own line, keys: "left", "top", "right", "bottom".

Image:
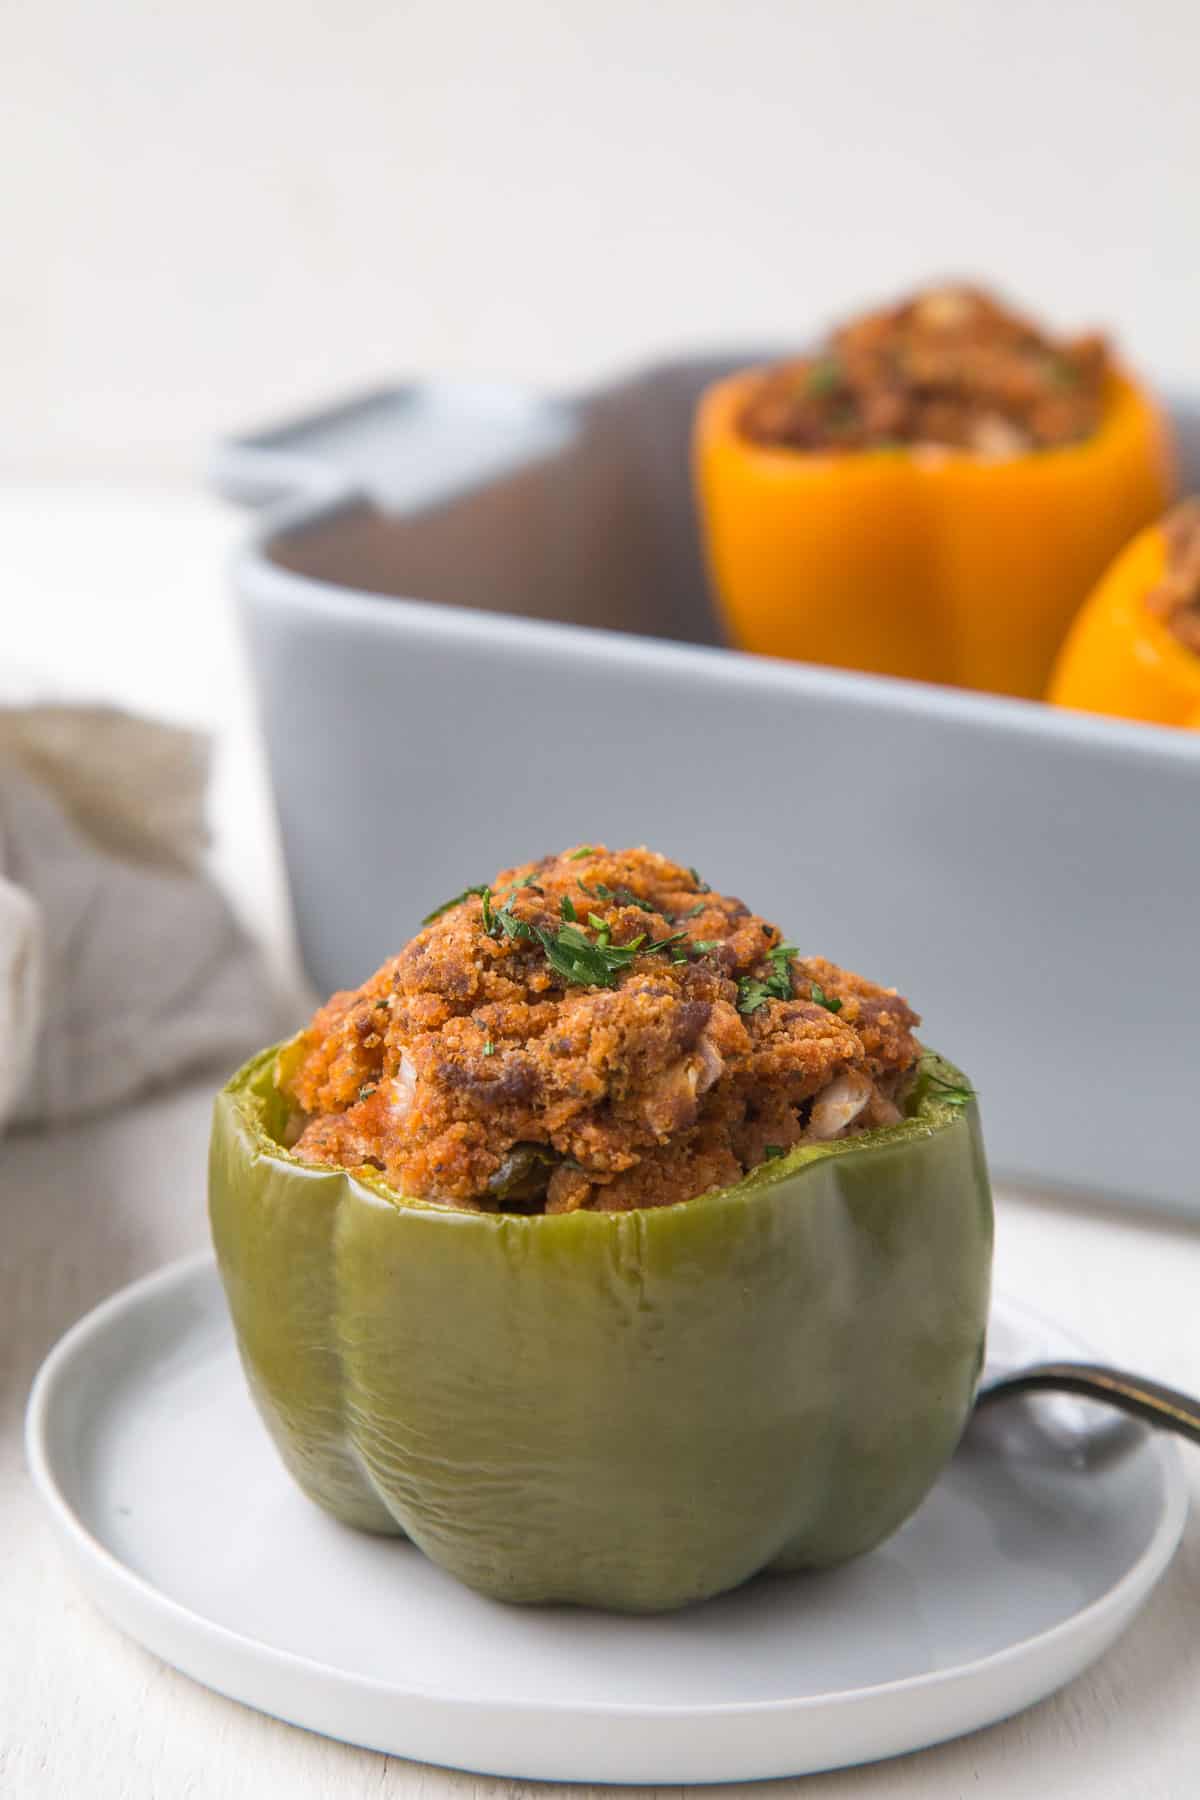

{"left": 976, "top": 1362, "right": 1200, "bottom": 1445}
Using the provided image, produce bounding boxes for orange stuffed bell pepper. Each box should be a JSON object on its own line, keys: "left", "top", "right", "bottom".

{"left": 694, "top": 286, "right": 1175, "bottom": 699}
{"left": 1048, "top": 499, "right": 1200, "bottom": 729}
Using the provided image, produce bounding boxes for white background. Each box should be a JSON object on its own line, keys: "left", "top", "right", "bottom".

{"left": 8, "top": 0, "right": 1200, "bottom": 478}
{"left": 6, "top": 9, "right": 1200, "bottom": 1795}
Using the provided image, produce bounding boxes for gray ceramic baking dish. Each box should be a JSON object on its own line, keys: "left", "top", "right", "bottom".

{"left": 214, "top": 360, "right": 1200, "bottom": 1218}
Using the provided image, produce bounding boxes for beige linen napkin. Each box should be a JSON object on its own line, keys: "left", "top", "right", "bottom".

{"left": 0, "top": 706, "right": 277, "bottom": 1130}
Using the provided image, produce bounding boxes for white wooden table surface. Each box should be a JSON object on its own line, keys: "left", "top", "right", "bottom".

{"left": 3, "top": 488, "right": 1198, "bottom": 1799}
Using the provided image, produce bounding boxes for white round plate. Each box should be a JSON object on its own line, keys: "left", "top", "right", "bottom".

{"left": 26, "top": 1254, "right": 1186, "bottom": 1784}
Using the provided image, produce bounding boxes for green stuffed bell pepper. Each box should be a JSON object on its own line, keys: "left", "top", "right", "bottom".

{"left": 209, "top": 846, "right": 993, "bottom": 1614}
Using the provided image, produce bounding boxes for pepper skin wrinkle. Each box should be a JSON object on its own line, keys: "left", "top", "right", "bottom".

{"left": 209, "top": 845, "right": 993, "bottom": 1614}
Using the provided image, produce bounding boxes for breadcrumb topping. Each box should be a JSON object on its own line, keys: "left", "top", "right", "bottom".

{"left": 739, "top": 285, "right": 1109, "bottom": 457}
{"left": 1145, "top": 499, "right": 1200, "bottom": 656}
{"left": 281, "top": 847, "right": 922, "bottom": 1212}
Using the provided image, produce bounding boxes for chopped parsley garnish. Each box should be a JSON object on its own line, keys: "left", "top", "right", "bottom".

{"left": 568, "top": 846, "right": 597, "bottom": 860}
{"left": 1047, "top": 356, "right": 1079, "bottom": 389}
{"left": 736, "top": 941, "right": 799, "bottom": 1015}
{"left": 688, "top": 867, "right": 711, "bottom": 893}
{"left": 621, "top": 892, "right": 658, "bottom": 914}
{"left": 692, "top": 940, "right": 719, "bottom": 955}
{"left": 537, "top": 923, "right": 640, "bottom": 987}
{"left": 431, "top": 864, "right": 691, "bottom": 992}
{"left": 422, "top": 883, "right": 490, "bottom": 925}
{"left": 578, "top": 880, "right": 661, "bottom": 915}
{"left": 483, "top": 1040, "right": 496, "bottom": 1057}
{"left": 423, "top": 872, "right": 539, "bottom": 928}
{"left": 491, "top": 903, "right": 536, "bottom": 944}
{"left": 608, "top": 884, "right": 658, "bottom": 914}
{"left": 809, "top": 982, "right": 843, "bottom": 1015}
{"left": 536, "top": 922, "right": 689, "bottom": 989}
{"left": 357, "top": 1084, "right": 377, "bottom": 1101}
{"left": 373, "top": 996, "right": 391, "bottom": 1011}
{"left": 807, "top": 356, "right": 843, "bottom": 396}
{"left": 767, "top": 940, "right": 798, "bottom": 980}
{"left": 681, "top": 901, "right": 707, "bottom": 920}
{"left": 763, "top": 1145, "right": 786, "bottom": 1161}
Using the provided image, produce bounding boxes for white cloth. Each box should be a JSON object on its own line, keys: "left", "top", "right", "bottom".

{"left": 0, "top": 706, "right": 278, "bottom": 1130}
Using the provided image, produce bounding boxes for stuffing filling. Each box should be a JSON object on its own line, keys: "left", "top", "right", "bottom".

{"left": 738, "top": 284, "right": 1109, "bottom": 457}
{"left": 1145, "top": 499, "right": 1200, "bottom": 656}
{"left": 281, "top": 846, "right": 923, "bottom": 1213}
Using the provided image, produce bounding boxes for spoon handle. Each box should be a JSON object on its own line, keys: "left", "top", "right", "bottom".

{"left": 978, "top": 1362, "right": 1200, "bottom": 1446}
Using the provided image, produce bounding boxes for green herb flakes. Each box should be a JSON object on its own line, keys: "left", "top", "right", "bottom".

{"left": 736, "top": 942, "right": 798, "bottom": 1014}
{"left": 493, "top": 906, "right": 536, "bottom": 945}
{"left": 578, "top": 879, "right": 659, "bottom": 915}
{"left": 609, "top": 885, "right": 658, "bottom": 914}
{"left": 425, "top": 872, "right": 544, "bottom": 930}
{"left": 806, "top": 356, "right": 843, "bottom": 396}
{"left": 432, "top": 855, "right": 699, "bottom": 994}
{"left": 536, "top": 923, "right": 639, "bottom": 988}
{"left": 809, "top": 982, "right": 843, "bottom": 1015}
{"left": 422, "top": 883, "right": 490, "bottom": 925}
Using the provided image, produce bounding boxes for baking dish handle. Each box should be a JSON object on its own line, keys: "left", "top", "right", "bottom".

{"left": 209, "top": 380, "right": 577, "bottom": 514}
